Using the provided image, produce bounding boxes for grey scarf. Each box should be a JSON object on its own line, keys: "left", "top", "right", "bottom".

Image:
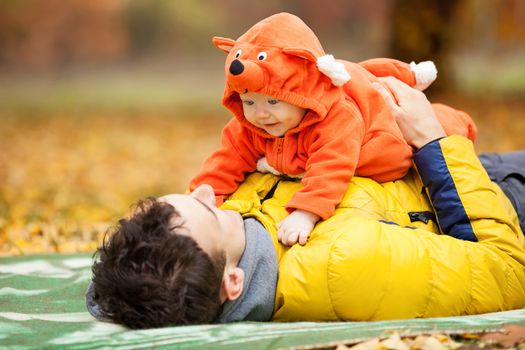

{"left": 217, "top": 218, "right": 278, "bottom": 323}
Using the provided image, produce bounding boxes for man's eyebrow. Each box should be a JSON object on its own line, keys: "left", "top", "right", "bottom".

{"left": 193, "top": 198, "right": 219, "bottom": 220}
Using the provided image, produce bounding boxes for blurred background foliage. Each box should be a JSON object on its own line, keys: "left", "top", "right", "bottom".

{"left": 1, "top": 0, "right": 524, "bottom": 255}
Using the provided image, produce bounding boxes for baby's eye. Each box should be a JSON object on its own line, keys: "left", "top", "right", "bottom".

{"left": 242, "top": 100, "right": 254, "bottom": 106}
{"left": 235, "top": 49, "right": 242, "bottom": 58}
{"left": 257, "top": 52, "right": 267, "bottom": 61}
{"left": 268, "top": 99, "right": 279, "bottom": 105}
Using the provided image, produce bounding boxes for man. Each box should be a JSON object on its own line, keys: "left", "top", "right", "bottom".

{"left": 87, "top": 78, "right": 525, "bottom": 329}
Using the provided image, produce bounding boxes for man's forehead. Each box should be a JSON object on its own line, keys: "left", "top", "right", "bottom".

{"left": 158, "top": 193, "right": 183, "bottom": 204}
{"left": 159, "top": 194, "right": 218, "bottom": 223}
{"left": 158, "top": 193, "right": 197, "bottom": 209}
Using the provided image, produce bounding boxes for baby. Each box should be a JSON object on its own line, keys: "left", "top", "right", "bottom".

{"left": 190, "top": 13, "right": 477, "bottom": 246}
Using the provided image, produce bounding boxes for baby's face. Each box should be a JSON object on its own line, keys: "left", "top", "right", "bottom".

{"left": 239, "top": 92, "right": 307, "bottom": 137}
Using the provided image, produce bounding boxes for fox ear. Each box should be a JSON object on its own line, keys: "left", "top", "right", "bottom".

{"left": 282, "top": 47, "right": 317, "bottom": 62}
{"left": 213, "top": 37, "right": 236, "bottom": 54}
{"left": 284, "top": 48, "right": 351, "bottom": 87}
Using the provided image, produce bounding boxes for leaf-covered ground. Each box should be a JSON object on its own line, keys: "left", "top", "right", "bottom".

{"left": 0, "top": 112, "right": 227, "bottom": 256}
{"left": 1, "top": 94, "right": 525, "bottom": 256}
{"left": 333, "top": 325, "right": 525, "bottom": 350}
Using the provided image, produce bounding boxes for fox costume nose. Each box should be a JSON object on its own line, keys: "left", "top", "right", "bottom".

{"left": 229, "top": 59, "right": 244, "bottom": 75}
{"left": 227, "top": 59, "right": 265, "bottom": 93}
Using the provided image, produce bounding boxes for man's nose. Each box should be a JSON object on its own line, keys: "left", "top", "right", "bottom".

{"left": 192, "top": 184, "right": 216, "bottom": 206}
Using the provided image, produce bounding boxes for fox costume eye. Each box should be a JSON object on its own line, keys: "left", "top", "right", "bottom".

{"left": 257, "top": 52, "right": 267, "bottom": 61}
{"left": 235, "top": 49, "right": 242, "bottom": 58}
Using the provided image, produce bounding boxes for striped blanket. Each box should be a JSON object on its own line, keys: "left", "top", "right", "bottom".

{"left": 2, "top": 254, "right": 525, "bottom": 349}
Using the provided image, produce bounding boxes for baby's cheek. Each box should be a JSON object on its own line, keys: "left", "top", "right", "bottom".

{"left": 243, "top": 112, "right": 256, "bottom": 124}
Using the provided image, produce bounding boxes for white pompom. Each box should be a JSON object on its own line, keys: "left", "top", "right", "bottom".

{"left": 317, "top": 54, "right": 351, "bottom": 86}
{"left": 256, "top": 157, "right": 281, "bottom": 176}
{"left": 410, "top": 61, "right": 437, "bottom": 91}
{"left": 256, "top": 157, "right": 304, "bottom": 179}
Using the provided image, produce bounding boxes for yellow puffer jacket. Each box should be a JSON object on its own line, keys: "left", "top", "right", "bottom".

{"left": 221, "top": 136, "right": 525, "bottom": 321}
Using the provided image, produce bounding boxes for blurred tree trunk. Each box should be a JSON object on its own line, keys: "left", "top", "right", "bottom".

{"left": 389, "top": 0, "right": 462, "bottom": 93}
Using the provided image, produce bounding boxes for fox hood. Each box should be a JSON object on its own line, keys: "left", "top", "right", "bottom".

{"left": 213, "top": 12, "right": 349, "bottom": 137}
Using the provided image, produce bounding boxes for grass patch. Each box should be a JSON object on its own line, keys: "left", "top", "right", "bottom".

{"left": 0, "top": 65, "right": 226, "bottom": 115}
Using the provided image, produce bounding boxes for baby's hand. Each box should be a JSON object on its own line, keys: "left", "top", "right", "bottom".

{"left": 277, "top": 210, "right": 320, "bottom": 246}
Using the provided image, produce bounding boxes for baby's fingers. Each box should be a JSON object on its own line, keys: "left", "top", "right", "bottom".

{"left": 277, "top": 224, "right": 283, "bottom": 241}
{"left": 298, "top": 231, "right": 309, "bottom": 245}
{"left": 282, "top": 230, "right": 300, "bottom": 246}
{"left": 277, "top": 223, "right": 292, "bottom": 243}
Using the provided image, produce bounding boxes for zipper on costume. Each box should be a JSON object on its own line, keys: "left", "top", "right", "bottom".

{"left": 275, "top": 138, "right": 284, "bottom": 171}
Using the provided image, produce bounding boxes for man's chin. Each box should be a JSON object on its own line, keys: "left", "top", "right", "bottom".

{"left": 225, "top": 210, "right": 243, "bottom": 225}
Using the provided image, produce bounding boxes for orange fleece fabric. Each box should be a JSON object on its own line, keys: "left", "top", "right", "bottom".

{"left": 189, "top": 12, "right": 477, "bottom": 220}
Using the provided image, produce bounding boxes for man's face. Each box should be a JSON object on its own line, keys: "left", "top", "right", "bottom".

{"left": 158, "top": 185, "right": 245, "bottom": 266}
{"left": 240, "top": 92, "right": 307, "bottom": 137}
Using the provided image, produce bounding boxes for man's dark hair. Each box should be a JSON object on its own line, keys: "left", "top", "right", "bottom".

{"left": 90, "top": 198, "right": 226, "bottom": 329}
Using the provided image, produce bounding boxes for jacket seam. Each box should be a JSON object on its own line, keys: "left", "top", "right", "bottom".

{"left": 325, "top": 228, "right": 343, "bottom": 320}
{"left": 420, "top": 245, "right": 436, "bottom": 317}
{"left": 465, "top": 248, "right": 475, "bottom": 314}
{"left": 368, "top": 224, "right": 393, "bottom": 320}
{"left": 502, "top": 263, "right": 513, "bottom": 310}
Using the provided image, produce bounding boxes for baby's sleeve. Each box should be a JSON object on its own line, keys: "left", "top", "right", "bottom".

{"left": 189, "top": 119, "right": 262, "bottom": 204}
{"left": 285, "top": 104, "right": 365, "bottom": 220}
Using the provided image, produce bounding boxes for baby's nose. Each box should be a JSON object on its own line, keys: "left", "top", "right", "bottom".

{"left": 255, "top": 107, "right": 270, "bottom": 119}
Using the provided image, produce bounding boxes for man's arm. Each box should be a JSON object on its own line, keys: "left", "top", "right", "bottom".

{"left": 376, "top": 77, "right": 525, "bottom": 253}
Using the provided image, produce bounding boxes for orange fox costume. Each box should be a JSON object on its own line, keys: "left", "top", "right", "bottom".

{"left": 189, "top": 13, "right": 477, "bottom": 220}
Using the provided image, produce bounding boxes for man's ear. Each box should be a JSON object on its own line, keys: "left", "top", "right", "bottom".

{"left": 213, "top": 37, "right": 236, "bottom": 54}
{"left": 220, "top": 267, "right": 244, "bottom": 301}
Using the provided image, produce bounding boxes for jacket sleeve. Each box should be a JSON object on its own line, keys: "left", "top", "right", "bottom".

{"left": 285, "top": 103, "right": 365, "bottom": 220}
{"left": 189, "top": 119, "right": 262, "bottom": 204}
{"left": 414, "top": 135, "right": 525, "bottom": 254}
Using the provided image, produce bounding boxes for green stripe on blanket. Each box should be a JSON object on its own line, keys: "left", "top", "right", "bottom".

{"left": 1, "top": 254, "right": 524, "bottom": 350}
